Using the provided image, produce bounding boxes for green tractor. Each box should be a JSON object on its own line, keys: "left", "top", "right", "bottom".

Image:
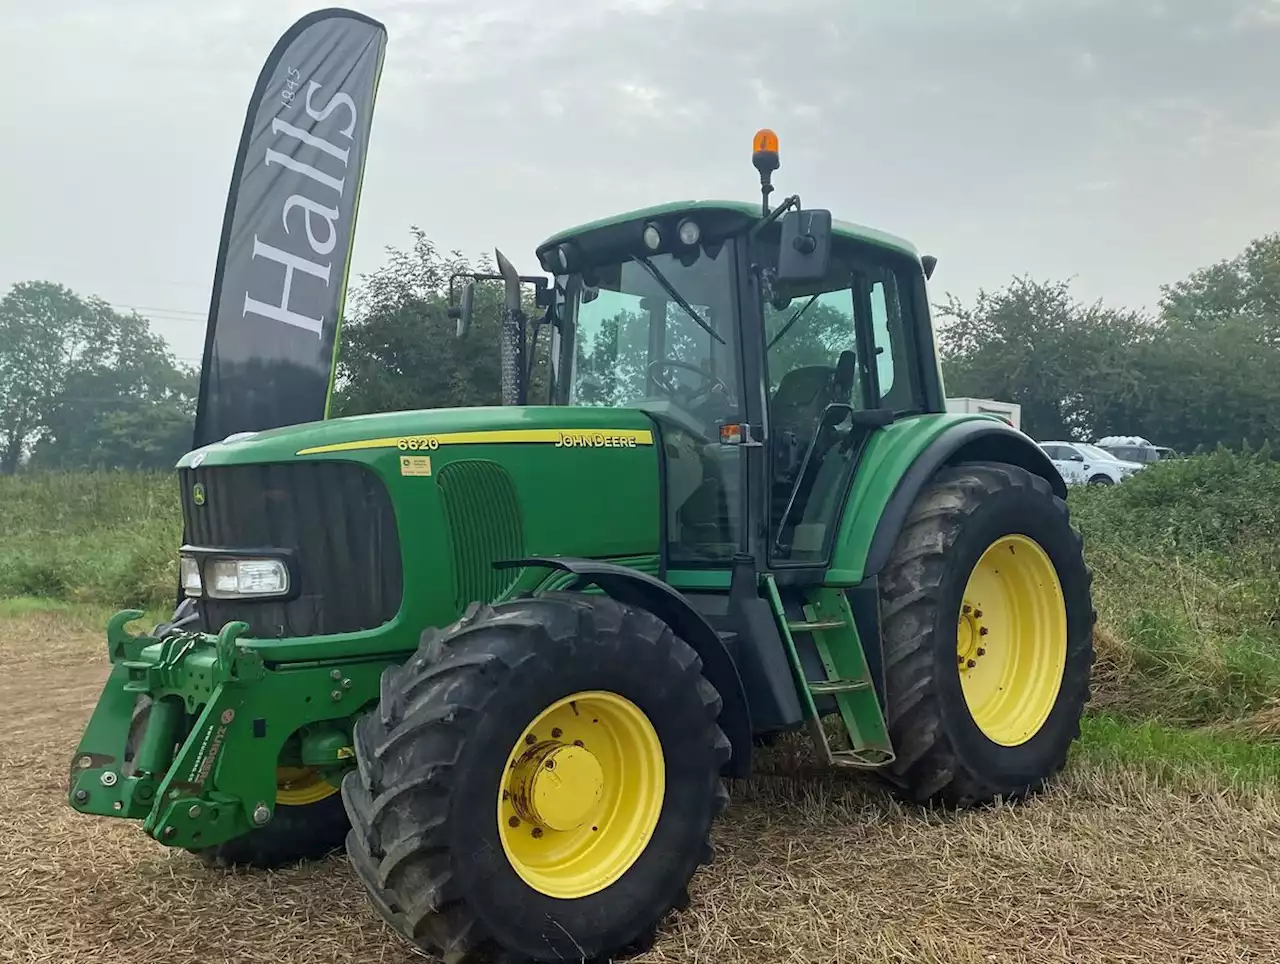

{"left": 68, "top": 131, "right": 1094, "bottom": 963}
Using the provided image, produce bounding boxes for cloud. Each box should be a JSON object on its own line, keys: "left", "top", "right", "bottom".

{"left": 1073, "top": 50, "right": 1098, "bottom": 77}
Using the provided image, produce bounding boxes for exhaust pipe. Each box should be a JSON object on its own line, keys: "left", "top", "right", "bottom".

{"left": 494, "top": 248, "right": 526, "bottom": 406}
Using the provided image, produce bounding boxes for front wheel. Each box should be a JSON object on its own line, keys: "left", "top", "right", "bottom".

{"left": 878, "top": 461, "right": 1095, "bottom": 807}
{"left": 343, "top": 593, "right": 730, "bottom": 963}
{"left": 1088, "top": 474, "right": 1114, "bottom": 486}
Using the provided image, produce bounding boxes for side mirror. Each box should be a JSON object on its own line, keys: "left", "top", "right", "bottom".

{"left": 775, "top": 208, "right": 832, "bottom": 283}
{"left": 448, "top": 281, "right": 475, "bottom": 337}
{"left": 922, "top": 255, "right": 938, "bottom": 280}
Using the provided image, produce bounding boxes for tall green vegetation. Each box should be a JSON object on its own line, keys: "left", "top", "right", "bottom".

{"left": 0, "top": 471, "right": 179, "bottom": 607}
{"left": 1071, "top": 446, "right": 1280, "bottom": 728}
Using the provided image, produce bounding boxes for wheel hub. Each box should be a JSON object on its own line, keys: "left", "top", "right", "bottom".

{"left": 497, "top": 691, "right": 666, "bottom": 899}
{"left": 956, "top": 602, "right": 989, "bottom": 669}
{"left": 510, "top": 742, "right": 604, "bottom": 832}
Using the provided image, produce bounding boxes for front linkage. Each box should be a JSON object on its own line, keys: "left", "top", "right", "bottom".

{"left": 67, "top": 611, "right": 386, "bottom": 851}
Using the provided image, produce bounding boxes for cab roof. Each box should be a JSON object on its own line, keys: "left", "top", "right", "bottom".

{"left": 537, "top": 199, "right": 921, "bottom": 262}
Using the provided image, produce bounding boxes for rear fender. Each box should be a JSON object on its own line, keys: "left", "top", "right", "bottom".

{"left": 501, "top": 556, "right": 753, "bottom": 778}
{"left": 828, "top": 414, "right": 1063, "bottom": 585}
{"left": 864, "top": 419, "right": 1065, "bottom": 579}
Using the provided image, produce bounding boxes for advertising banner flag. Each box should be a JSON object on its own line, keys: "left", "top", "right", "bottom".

{"left": 192, "top": 7, "right": 387, "bottom": 448}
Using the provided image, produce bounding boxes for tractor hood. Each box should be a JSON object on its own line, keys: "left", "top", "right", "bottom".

{"left": 175, "top": 405, "right": 660, "bottom": 469}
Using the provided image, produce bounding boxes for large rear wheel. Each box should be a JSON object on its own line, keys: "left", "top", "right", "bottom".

{"left": 878, "top": 461, "right": 1094, "bottom": 806}
{"left": 342, "top": 592, "right": 730, "bottom": 963}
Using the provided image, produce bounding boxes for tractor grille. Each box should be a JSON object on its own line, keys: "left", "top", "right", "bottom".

{"left": 179, "top": 462, "right": 403, "bottom": 638}
{"left": 435, "top": 459, "right": 524, "bottom": 609}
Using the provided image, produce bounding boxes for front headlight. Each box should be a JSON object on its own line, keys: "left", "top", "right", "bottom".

{"left": 180, "top": 548, "right": 292, "bottom": 600}
{"left": 180, "top": 556, "right": 203, "bottom": 596}
{"left": 207, "top": 557, "right": 290, "bottom": 599}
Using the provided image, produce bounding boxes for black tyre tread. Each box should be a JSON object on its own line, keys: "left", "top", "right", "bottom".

{"left": 879, "top": 461, "right": 1096, "bottom": 808}
{"left": 343, "top": 592, "right": 729, "bottom": 964}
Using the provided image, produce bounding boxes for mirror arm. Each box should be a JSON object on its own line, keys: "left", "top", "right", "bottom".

{"left": 448, "top": 271, "right": 549, "bottom": 306}
{"left": 749, "top": 194, "right": 802, "bottom": 239}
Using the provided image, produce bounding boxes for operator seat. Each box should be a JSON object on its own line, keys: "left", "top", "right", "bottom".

{"left": 771, "top": 365, "right": 835, "bottom": 477}
{"left": 769, "top": 350, "right": 858, "bottom": 549}
{"left": 770, "top": 350, "right": 857, "bottom": 479}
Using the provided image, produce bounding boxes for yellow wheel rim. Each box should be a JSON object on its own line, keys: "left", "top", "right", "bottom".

{"left": 957, "top": 534, "right": 1068, "bottom": 746}
{"left": 497, "top": 691, "right": 665, "bottom": 899}
{"left": 275, "top": 765, "right": 339, "bottom": 806}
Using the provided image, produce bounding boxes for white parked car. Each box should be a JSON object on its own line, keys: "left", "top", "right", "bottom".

{"left": 1039, "top": 441, "right": 1145, "bottom": 486}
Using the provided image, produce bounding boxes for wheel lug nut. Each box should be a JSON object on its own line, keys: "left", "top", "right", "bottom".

{"left": 962, "top": 605, "right": 972, "bottom": 614}
{"left": 974, "top": 610, "right": 983, "bottom": 618}
{"left": 551, "top": 728, "right": 562, "bottom": 738}
{"left": 980, "top": 627, "right": 989, "bottom": 636}
{"left": 958, "top": 655, "right": 965, "bottom": 665}
{"left": 531, "top": 827, "right": 543, "bottom": 839}
{"left": 977, "top": 648, "right": 985, "bottom": 656}
{"left": 966, "top": 659, "right": 976, "bottom": 668}
{"left": 525, "top": 734, "right": 536, "bottom": 745}
{"left": 508, "top": 816, "right": 520, "bottom": 827}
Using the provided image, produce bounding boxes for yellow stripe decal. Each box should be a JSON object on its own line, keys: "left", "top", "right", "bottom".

{"left": 297, "top": 428, "right": 655, "bottom": 456}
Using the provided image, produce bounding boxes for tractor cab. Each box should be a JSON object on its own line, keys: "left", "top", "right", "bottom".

{"left": 455, "top": 131, "right": 946, "bottom": 573}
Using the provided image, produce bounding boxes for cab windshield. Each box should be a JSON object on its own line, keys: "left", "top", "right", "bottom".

{"left": 555, "top": 240, "right": 745, "bottom": 564}
{"left": 562, "top": 243, "right": 741, "bottom": 439}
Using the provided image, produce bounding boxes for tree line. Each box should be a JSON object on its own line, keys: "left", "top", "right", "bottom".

{"left": 936, "top": 233, "right": 1280, "bottom": 449}
{"left": 0, "top": 283, "right": 197, "bottom": 474}
{"left": 2, "top": 228, "right": 1276, "bottom": 472}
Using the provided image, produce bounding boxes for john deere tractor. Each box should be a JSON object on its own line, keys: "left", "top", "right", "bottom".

{"left": 68, "top": 131, "right": 1093, "bottom": 963}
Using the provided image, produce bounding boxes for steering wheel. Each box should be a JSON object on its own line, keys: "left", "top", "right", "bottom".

{"left": 647, "top": 359, "right": 728, "bottom": 405}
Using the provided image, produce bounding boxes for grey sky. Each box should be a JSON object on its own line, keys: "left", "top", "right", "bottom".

{"left": 1, "top": 0, "right": 1277, "bottom": 364}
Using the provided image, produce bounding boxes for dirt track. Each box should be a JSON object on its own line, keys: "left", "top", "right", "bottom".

{"left": 3, "top": 610, "right": 1279, "bottom": 964}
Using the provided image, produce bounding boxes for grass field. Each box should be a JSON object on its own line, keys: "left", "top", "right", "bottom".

{"left": 2, "top": 451, "right": 1280, "bottom": 963}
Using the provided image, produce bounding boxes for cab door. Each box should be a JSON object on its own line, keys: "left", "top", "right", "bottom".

{"left": 763, "top": 245, "right": 926, "bottom": 568}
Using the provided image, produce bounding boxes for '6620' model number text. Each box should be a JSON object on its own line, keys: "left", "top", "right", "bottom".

{"left": 397, "top": 436, "right": 440, "bottom": 451}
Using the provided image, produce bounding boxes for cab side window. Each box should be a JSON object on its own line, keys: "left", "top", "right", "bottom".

{"left": 865, "top": 267, "right": 919, "bottom": 412}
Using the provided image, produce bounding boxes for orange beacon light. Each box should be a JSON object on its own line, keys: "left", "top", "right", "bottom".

{"left": 752, "top": 128, "right": 780, "bottom": 215}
